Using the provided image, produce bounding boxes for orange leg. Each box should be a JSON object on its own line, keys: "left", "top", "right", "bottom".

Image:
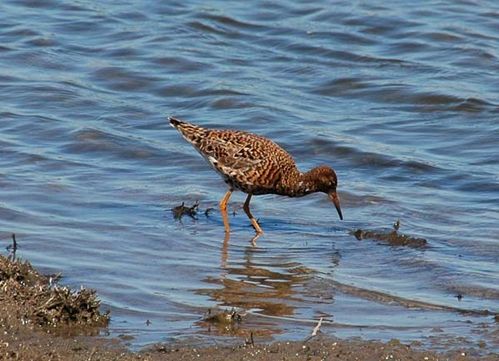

{"left": 219, "top": 189, "right": 233, "bottom": 234}
{"left": 243, "top": 194, "right": 263, "bottom": 234}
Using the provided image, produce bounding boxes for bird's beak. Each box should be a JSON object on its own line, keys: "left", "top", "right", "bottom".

{"left": 328, "top": 191, "right": 343, "bottom": 220}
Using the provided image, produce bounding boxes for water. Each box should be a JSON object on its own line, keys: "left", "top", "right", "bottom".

{"left": 1, "top": 0, "right": 498, "bottom": 352}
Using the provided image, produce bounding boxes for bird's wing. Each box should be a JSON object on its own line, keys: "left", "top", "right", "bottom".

{"left": 210, "top": 138, "right": 264, "bottom": 170}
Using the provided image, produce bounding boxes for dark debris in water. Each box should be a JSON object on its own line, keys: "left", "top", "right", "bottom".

{"left": 197, "top": 308, "right": 245, "bottom": 335}
{"left": 172, "top": 201, "right": 200, "bottom": 219}
{"left": 0, "top": 254, "right": 109, "bottom": 329}
{"left": 5, "top": 233, "right": 17, "bottom": 252}
{"left": 202, "top": 308, "right": 244, "bottom": 325}
{"left": 5, "top": 233, "right": 18, "bottom": 260}
{"left": 171, "top": 201, "right": 216, "bottom": 220}
{"left": 352, "top": 219, "right": 427, "bottom": 248}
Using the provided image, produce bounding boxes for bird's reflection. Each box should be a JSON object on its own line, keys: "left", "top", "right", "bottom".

{"left": 221, "top": 228, "right": 260, "bottom": 268}
{"left": 196, "top": 231, "right": 337, "bottom": 338}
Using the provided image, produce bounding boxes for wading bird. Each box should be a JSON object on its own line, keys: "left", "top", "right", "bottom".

{"left": 170, "top": 117, "right": 343, "bottom": 238}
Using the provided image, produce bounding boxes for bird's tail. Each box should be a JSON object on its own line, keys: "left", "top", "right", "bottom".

{"left": 169, "top": 116, "right": 207, "bottom": 147}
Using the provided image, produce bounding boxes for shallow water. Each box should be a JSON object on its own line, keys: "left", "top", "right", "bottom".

{"left": 1, "top": 0, "right": 498, "bottom": 352}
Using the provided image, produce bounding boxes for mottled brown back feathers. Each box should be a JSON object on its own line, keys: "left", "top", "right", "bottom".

{"left": 170, "top": 117, "right": 302, "bottom": 195}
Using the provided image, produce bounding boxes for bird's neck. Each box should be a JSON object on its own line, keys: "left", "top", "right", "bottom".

{"left": 298, "top": 169, "right": 322, "bottom": 193}
{"left": 279, "top": 168, "right": 319, "bottom": 197}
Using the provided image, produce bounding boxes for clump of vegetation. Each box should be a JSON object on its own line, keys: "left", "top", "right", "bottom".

{"left": 0, "top": 254, "right": 109, "bottom": 328}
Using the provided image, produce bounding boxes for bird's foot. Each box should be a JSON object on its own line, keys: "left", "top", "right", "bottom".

{"left": 250, "top": 218, "right": 263, "bottom": 234}
{"left": 250, "top": 232, "right": 262, "bottom": 246}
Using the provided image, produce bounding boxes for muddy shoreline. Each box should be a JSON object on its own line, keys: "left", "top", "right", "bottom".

{"left": 0, "top": 254, "right": 496, "bottom": 360}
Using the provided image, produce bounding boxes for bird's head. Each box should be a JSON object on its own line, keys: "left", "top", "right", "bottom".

{"left": 309, "top": 165, "right": 343, "bottom": 220}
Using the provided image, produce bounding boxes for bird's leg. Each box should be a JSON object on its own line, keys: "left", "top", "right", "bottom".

{"left": 250, "top": 232, "right": 262, "bottom": 246}
{"left": 243, "top": 194, "right": 263, "bottom": 234}
{"left": 219, "top": 189, "right": 233, "bottom": 234}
